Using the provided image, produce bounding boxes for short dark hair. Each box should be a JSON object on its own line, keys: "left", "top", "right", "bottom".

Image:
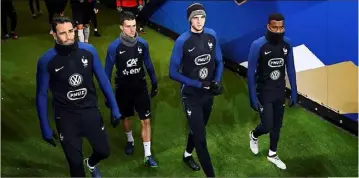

{"left": 268, "top": 13, "right": 284, "bottom": 24}
{"left": 51, "top": 16, "right": 74, "bottom": 32}
{"left": 120, "top": 11, "right": 136, "bottom": 25}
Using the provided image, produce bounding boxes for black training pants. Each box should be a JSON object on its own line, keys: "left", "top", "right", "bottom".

{"left": 1, "top": 1, "right": 17, "bottom": 35}
{"left": 54, "top": 108, "right": 110, "bottom": 177}
{"left": 182, "top": 94, "right": 215, "bottom": 177}
{"left": 28, "top": 0, "right": 40, "bottom": 14}
{"left": 91, "top": 8, "right": 98, "bottom": 29}
{"left": 45, "top": 0, "right": 67, "bottom": 24}
{"left": 252, "top": 97, "right": 285, "bottom": 152}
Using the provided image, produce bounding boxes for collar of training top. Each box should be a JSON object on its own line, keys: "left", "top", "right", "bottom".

{"left": 120, "top": 32, "right": 138, "bottom": 47}
{"left": 190, "top": 29, "right": 205, "bottom": 36}
{"left": 54, "top": 41, "right": 78, "bottom": 56}
{"left": 265, "top": 30, "right": 284, "bottom": 45}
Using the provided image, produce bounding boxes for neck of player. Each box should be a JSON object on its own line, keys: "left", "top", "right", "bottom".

{"left": 266, "top": 29, "right": 284, "bottom": 44}
{"left": 120, "top": 32, "right": 138, "bottom": 47}
{"left": 191, "top": 26, "right": 204, "bottom": 34}
{"left": 55, "top": 41, "right": 77, "bottom": 55}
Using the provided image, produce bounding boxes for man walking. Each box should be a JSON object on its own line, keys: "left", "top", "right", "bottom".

{"left": 247, "top": 13, "right": 297, "bottom": 170}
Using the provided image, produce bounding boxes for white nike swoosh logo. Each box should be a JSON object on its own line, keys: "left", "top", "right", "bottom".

{"left": 120, "top": 51, "right": 125, "bottom": 54}
{"left": 265, "top": 51, "right": 271, "bottom": 55}
{"left": 55, "top": 66, "right": 64, "bottom": 72}
{"left": 188, "top": 47, "right": 195, "bottom": 52}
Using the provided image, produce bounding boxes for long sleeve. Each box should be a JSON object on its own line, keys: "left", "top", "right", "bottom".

{"left": 104, "top": 40, "right": 119, "bottom": 84}
{"left": 140, "top": 38, "right": 157, "bottom": 85}
{"left": 205, "top": 28, "right": 224, "bottom": 82}
{"left": 286, "top": 43, "right": 297, "bottom": 102}
{"left": 247, "top": 41, "right": 261, "bottom": 107}
{"left": 36, "top": 55, "right": 52, "bottom": 139}
{"left": 88, "top": 45, "right": 121, "bottom": 118}
{"left": 169, "top": 38, "right": 202, "bottom": 88}
{"left": 214, "top": 33, "right": 224, "bottom": 82}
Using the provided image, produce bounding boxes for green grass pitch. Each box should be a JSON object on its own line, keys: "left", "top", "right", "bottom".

{"left": 1, "top": 1, "right": 358, "bottom": 177}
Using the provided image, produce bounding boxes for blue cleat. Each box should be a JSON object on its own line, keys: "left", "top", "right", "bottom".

{"left": 84, "top": 158, "right": 102, "bottom": 178}
{"left": 125, "top": 141, "right": 134, "bottom": 155}
{"left": 144, "top": 155, "right": 158, "bottom": 168}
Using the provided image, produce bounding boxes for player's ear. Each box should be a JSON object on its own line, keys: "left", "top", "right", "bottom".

{"left": 120, "top": 25, "right": 123, "bottom": 31}
{"left": 52, "top": 32, "right": 57, "bottom": 41}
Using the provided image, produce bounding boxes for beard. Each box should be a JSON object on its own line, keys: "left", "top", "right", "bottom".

{"left": 57, "top": 39, "right": 75, "bottom": 46}
{"left": 191, "top": 25, "right": 203, "bottom": 32}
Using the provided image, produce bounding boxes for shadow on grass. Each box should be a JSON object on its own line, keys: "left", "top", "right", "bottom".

{"left": 1, "top": 156, "right": 66, "bottom": 177}
{"left": 284, "top": 155, "right": 336, "bottom": 177}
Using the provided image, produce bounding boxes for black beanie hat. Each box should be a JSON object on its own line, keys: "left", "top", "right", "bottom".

{"left": 186, "top": 3, "right": 206, "bottom": 22}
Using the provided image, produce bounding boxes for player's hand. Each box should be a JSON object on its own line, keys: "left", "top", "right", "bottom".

{"left": 201, "top": 81, "right": 211, "bottom": 90}
{"left": 94, "top": 8, "right": 99, "bottom": 14}
{"left": 44, "top": 132, "right": 57, "bottom": 147}
{"left": 117, "top": 6, "right": 122, "bottom": 12}
{"left": 110, "top": 115, "right": 121, "bottom": 128}
{"left": 138, "top": 5, "right": 144, "bottom": 11}
{"left": 250, "top": 100, "right": 263, "bottom": 113}
{"left": 258, "top": 102, "right": 264, "bottom": 113}
{"left": 210, "top": 81, "right": 223, "bottom": 96}
{"left": 150, "top": 83, "right": 158, "bottom": 98}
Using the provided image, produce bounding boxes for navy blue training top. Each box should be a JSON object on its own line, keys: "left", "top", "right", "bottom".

{"left": 104, "top": 37, "right": 157, "bottom": 86}
{"left": 36, "top": 42, "right": 120, "bottom": 139}
{"left": 169, "top": 27, "right": 224, "bottom": 95}
{"left": 247, "top": 36, "right": 297, "bottom": 105}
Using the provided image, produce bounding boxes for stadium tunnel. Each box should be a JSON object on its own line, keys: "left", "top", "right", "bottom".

{"left": 1, "top": 0, "right": 358, "bottom": 177}
{"left": 123, "top": 0, "right": 359, "bottom": 135}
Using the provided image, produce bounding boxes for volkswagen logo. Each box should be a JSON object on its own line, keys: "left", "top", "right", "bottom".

{"left": 270, "top": 70, "right": 281, "bottom": 80}
{"left": 68, "top": 73, "right": 83, "bottom": 87}
{"left": 199, "top": 67, "right": 208, "bottom": 79}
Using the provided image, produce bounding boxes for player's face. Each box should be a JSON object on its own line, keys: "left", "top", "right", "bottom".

{"left": 121, "top": 19, "right": 137, "bottom": 38}
{"left": 53, "top": 22, "right": 75, "bottom": 45}
{"left": 267, "top": 20, "right": 285, "bottom": 33}
{"left": 191, "top": 15, "right": 206, "bottom": 32}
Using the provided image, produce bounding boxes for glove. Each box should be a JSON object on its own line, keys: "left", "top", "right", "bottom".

{"left": 43, "top": 132, "right": 57, "bottom": 147}
{"left": 138, "top": 5, "right": 143, "bottom": 11}
{"left": 110, "top": 113, "right": 121, "bottom": 128}
{"left": 117, "top": 6, "right": 122, "bottom": 12}
{"left": 210, "top": 81, "right": 223, "bottom": 96}
{"left": 201, "top": 81, "right": 223, "bottom": 95}
{"left": 150, "top": 83, "right": 158, "bottom": 98}
{"left": 201, "top": 81, "right": 211, "bottom": 90}
{"left": 250, "top": 99, "right": 263, "bottom": 113}
{"left": 111, "top": 117, "right": 120, "bottom": 128}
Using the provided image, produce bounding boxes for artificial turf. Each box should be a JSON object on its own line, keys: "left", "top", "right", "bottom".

{"left": 1, "top": 1, "right": 358, "bottom": 177}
